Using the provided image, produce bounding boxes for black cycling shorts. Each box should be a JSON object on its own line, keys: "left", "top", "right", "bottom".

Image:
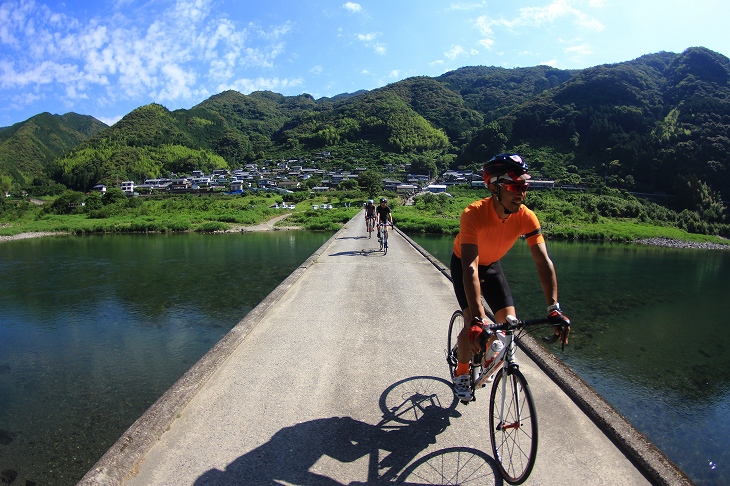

{"left": 450, "top": 253, "right": 514, "bottom": 315}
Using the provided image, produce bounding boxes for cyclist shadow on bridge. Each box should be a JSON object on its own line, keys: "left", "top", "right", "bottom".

{"left": 194, "top": 376, "right": 502, "bottom": 485}
{"left": 328, "top": 249, "right": 385, "bottom": 257}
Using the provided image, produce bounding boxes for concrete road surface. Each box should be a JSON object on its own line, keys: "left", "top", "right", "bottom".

{"left": 80, "top": 211, "right": 688, "bottom": 485}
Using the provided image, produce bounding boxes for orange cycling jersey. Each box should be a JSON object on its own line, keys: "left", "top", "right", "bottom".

{"left": 452, "top": 196, "right": 544, "bottom": 265}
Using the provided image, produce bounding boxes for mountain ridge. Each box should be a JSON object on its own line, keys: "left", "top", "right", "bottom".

{"left": 1, "top": 47, "right": 728, "bottom": 209}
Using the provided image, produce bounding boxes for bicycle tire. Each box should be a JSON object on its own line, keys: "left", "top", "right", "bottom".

{"left": 446, "top": 310, "right": 463, "bottom": 379}
{"left": 489, "top": 367, "right": 538, "bottom": 484}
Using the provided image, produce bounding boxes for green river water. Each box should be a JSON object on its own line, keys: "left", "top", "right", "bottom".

{"left": 0, "top": 232, "right": 728, "bottom": 485}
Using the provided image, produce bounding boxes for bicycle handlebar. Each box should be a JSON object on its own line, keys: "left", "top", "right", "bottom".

{"left": 484, "top": 317, "right": 550, "bottom": 332}
{"left": 481, "top": 316, "right": 569, "bottom": 351}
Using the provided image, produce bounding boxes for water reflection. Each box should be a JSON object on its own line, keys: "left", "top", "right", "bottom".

{"left": 0, "top": 231, "right": 331, "bottom": 486}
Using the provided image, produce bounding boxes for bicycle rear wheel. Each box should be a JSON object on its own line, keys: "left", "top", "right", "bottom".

{"left": 446, "top": 310, "right": 463, "bottom": 379}
{"left": 488, "top": 367, "right": 538, "bottom": 484}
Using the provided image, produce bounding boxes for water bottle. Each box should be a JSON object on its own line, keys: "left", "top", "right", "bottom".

{"left": 482, "top": 337, "right": 504, "bottom": 371}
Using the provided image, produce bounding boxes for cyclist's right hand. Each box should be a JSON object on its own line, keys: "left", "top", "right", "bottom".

{"left": 468, "top": 316, "right": 486, "bottom": 342}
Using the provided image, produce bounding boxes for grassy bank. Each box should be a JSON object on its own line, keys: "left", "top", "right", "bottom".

{"left": 0, "top": 191, "right": 361, "bottom": 236}
{"left": 1, "top": 187, "right": 728, "bottom": 247}
{"left": 391, "top": 186, "right": 730, "bottom": 246}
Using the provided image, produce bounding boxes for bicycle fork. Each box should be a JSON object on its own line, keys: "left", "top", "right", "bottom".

{"left": 496, "top": 341, "right": 521, "bottom": 432}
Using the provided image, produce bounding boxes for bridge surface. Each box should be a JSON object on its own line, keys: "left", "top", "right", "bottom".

{"left": 80, "top": 212, "right": 690, "bottom": 485}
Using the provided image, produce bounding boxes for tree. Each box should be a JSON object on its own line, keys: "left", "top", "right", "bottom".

{"left": 357, "top": 170, "right": 383, "bottom": 197}
{"left": 102, "top": 187, "right": 127, "bottom": 205}
{"left": 338, "top": 179, "right": 359, "bottom": 191}
{"left": 85, "top": 192, "right": 103, "bottom": 211}
{"left": 410, "top": 157, "right": 437, "bottom": 177}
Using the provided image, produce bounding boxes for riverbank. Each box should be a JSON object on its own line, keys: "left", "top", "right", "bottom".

{"left": 0, "top": 231, "right": 67, "bottom": 243}
{"left": 0, "top": 214, "right": 302, "bottom": 243}
{"left": 634, "top": 237, "right": 730, "bottom": 250}
{"left": 1, "top": 215, "right": 728, "bottom": 250}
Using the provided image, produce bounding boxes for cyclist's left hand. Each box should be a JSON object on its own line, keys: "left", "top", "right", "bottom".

{"left": 545, "top": 308, "right": 570, "bottom": 346}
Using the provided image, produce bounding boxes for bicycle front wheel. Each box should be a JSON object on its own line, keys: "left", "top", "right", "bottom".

{"left": 489, "top": 367, "right": 538, "bottom": 484}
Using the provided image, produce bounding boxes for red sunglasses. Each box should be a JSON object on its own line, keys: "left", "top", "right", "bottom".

{"left": 500, "top": 182, "right": 529, "bottom": 193}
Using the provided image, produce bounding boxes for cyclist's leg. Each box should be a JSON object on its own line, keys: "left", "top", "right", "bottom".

{"left": 450, "top": 254, "right": 473, "bottom": 366}
{"left": 454, "top": 259, "right": 515, "bottom": 363}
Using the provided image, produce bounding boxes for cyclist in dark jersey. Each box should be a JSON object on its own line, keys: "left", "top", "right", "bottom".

{"left": 450, "top": 153, "right": 570, "bottom": 401}
{"left": 375, "top": 198, "right": 392, "bottom": 240}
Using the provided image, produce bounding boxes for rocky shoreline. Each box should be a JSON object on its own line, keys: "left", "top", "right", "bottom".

{"left": 634, "top": 237, "right": 730, "bottom": 250}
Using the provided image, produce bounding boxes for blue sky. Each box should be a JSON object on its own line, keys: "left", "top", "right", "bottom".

{"left": 1, "top": 0, "right": 728, "bottom": 128}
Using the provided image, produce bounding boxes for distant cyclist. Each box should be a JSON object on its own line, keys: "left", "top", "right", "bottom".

{"left": 365, "top": 199, "right": 376, "bottom": 234}
{"left": 450, "top": 153, "right": 570, "bottom": 401}
{"left": 376, "top": 198, "right": 393, "bottom": 241}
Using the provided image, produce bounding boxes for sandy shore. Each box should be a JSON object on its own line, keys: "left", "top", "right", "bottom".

{"left": 227, "top": 213, "right": 301, "bottom": 233}
{"left": 0, "top": 231, "right": 68, "bottom": 243}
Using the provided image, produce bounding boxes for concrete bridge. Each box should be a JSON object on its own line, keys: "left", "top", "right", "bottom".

{"left": 79, "top": 213, "right": 691, "bottom": 485}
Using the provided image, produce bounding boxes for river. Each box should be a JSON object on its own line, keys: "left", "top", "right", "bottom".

{"left": 0, "top": 232, "right": 728, "bottom": 485}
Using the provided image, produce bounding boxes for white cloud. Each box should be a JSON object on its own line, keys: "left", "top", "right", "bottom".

{"left": 358, "top": 32, "right": 377, "bottom": 42}
{"left": 445, "top": 45, "right": 466, "bottom": 60}
{"left": 448, "top": 2, "right": 487, "bottom": 11}
{"left": 343, "top": 2, "right": 362, "bottom": 13}
{"left": 565, "top": 43, "right": 592, "bottom": 56}
{"left": 96, "top": 114, "right": 123, "bottom": 126}
{"left": 389, "top": 70, "right": 400, "bottom": 78}
{"left": 475, "top": 15, "right": 494, "bottom": 35}
{"left": 65, "top": 85, "right": 88, "bottom": 100}
{"left": 0, "top": 0, "right": 297, "bottom": 113}
{"left": 219, "top": 76, "right": 304, "bottom": 94}
{"left": 310, "top": 65, "right": 324, "bottom": 75}
{"left": 501, "top": 0, "right": 604, "bottom": 30}
{"left": 356, "top": 32, "right": 385, "bottom": 54}
{"left": 478, "top": 38, "right": 494, "bottom": 49}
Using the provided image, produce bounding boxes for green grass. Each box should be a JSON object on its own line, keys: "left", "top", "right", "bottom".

{"left": 2, "top": 188, "right": 729, "bottom": 248}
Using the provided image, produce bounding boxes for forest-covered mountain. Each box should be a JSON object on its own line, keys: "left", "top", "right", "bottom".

{"left": 0, "top": 112, "right": 107, "bottom": 193}
{"left": 2, "top": 47, "right": 728, "bottom": 212}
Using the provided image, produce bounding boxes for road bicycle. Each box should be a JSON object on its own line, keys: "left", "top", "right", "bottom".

{"left": 366, "top": 215, "right": 375, "bottom": 238}
{"left": 378, "top": 222, "right": 392, "bottom": 254}
{"left": 446, "top": 310, "right": 564, "bottom": 484}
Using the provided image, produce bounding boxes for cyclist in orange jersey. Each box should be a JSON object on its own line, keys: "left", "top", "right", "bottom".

{"left": 450, "top": 153, "right": 570, "bottom": 401}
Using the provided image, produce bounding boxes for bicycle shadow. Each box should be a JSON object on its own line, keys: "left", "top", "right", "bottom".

{"left": 194, "top": 376, "right": 502, "bottom": 485}
{"left": 328, "top": 247, "right": 384, "bottom": 257}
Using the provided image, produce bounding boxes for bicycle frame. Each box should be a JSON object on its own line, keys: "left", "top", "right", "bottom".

{"left": 378, "top": 222, "right": 390, "bottom": 253}
{"left": 366, "top": 216, "right": 375, "bottom": 237}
